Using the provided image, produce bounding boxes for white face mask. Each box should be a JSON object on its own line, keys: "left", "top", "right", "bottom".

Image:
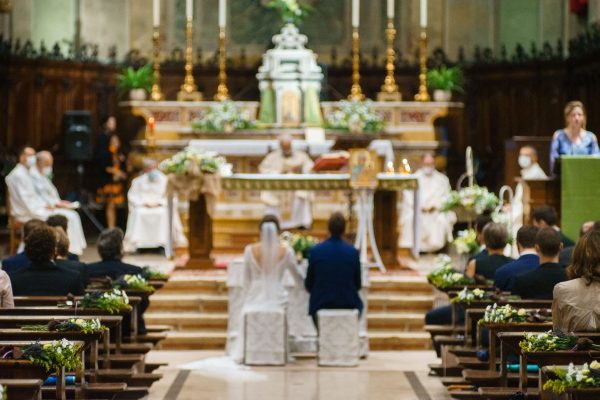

{"left": 422, "top": 166, "right": 434, "bottom": 176}
{"left": 148, "top": 169, "right": 160, "bottom": 182}
{"left": 42, "top": 166, "right": 53, "bottom": 179}
{"left": 26, "top": 155, "right": 37, "bottom": 168}
{"left": 518, "top": 155, "right": 532, "bottom": 169}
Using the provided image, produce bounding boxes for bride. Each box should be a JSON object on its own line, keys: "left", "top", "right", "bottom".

{"left": 229, "top": 215, "right": 303, "bottom": 363}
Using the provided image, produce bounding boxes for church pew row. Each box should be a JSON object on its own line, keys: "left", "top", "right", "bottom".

{"left": 0, "top": 379, "right": 43, "bottom": 400}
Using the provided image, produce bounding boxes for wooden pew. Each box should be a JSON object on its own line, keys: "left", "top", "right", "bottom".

{"left": 0, "top": 379, "right": 43, "bottom": 400}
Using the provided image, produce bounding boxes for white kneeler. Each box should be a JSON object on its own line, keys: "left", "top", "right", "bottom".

{"left": 317, "top": 309, "right": 360, "bottom": 367}
{"left": 244, "top": 308, "right": 287, "bottom": 366}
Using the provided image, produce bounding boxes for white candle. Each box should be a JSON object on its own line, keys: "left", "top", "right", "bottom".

{"left": 387, "top": 0, "right": 394, "bottom": 19}
{"left": 420, "top": 0, "right": 427, "bottom": 28}
{"left": 219, "top": 0, "right": 226, "bottom": 28}
{"left": 186, "top": 0, "right": 193, "bottom": 19}
{"left": 153, "top": 0, "right": 160, "bottom": 27}
{"left": 352, "top": 0, "right": 359, "bottom": 28}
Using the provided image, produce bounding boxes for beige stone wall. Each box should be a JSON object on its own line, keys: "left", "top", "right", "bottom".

{"left": 80, "top": 0, "right": 129, "bottom": 60}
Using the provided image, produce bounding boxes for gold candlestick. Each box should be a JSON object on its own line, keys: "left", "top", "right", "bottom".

{"left": 348, "top": 27, "right": 364, "bottom": 101}
{"left": 177, "top": 17, "right": 202, "bottom": 101}
{"left": 414, "top": 29, "right": 430, "bottom": 102}
{"left": 377, "top": 19, "right": 401, "bottom": 101}
{"left": 150, "top": 27, "right": 163, "bottom": 101}
{"left": 214, "top": 26, "right": 229, "bottom": 101}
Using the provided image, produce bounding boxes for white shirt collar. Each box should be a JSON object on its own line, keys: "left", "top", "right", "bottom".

{"left": 519, "top": 249, "right": 538, "bottom": 257}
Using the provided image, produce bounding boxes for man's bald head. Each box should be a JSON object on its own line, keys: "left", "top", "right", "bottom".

{"left": 36, "top": 151, "right": 53, "bottom": 168}
{"left": 279, "top": 134, "right": 293, "bottom": 157}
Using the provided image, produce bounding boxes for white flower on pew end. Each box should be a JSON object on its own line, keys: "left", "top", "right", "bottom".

{"left": 517, "top": 308, "right": 527, "bottom": 317}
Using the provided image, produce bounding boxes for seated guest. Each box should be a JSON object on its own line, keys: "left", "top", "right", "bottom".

{"left": 533, "top": 205, "right": 574, "bottom": 247}
{"left": 494, "top": 225, "right": 540, "bottom": 291}
{"left": 553, "top": 230, "right": 600, "bottom": 332}
{"left": 46, "top": 214, "right": 80, "bottom": 261}
{"left": 465, "top": 223, "right": 513, "bottom": 280}
{"left": 513, "top": 228, "right": 567, "bottom": 300}
{"left": 9, "top": 225, "right": 84, "bottom": 296}
{"left": 30, "top": 151, "right": 87, "bottom": 255}
{"left": 87, "top": 228, "right": 143, "bottom": 280}
{"left": 53, "top": 227, "right": 89, "bottom": 287}
{"left": 559, "top": 220, "right": 594, "bottom": 267}
{"left": 469, "top": 214, "right": 493, "bottom": 263}
{"left": 123, "top": 159, "right": 188, "bottom": 253}
{"left": 305, "top": 212, "right": 363, "bottom": 327}
{"left": 1, "top": 219, "right": 45, "bottom": 273}
{"left": 0, "top": 270, "right": 14, "bottom": 308}
{"left": 517, "top": 145, "right": 548, "bottom": 180}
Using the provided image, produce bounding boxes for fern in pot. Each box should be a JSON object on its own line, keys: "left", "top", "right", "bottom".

{"left": 117, "top": 64, "right": 154, "bottom": 101}
{"left": 426, "top": 65, "right": 464, "bottom": 102}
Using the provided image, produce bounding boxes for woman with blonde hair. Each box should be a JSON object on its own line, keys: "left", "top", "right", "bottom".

{"left": 553, "top": 229, "right": 600, "bottom": 332}
{"left": 550, "top": 101, "right": 599, "bottom": 173}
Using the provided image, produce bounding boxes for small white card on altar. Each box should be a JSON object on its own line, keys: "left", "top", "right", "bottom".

{"left": 304, "top": 127, "right": 325, "bottom": 143}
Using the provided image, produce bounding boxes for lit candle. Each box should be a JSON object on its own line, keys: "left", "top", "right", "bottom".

{"left": 387, "top": 0, "right": 394, "bottom": 19}
{"left": 420, "top": 0, "right": 427, "bottom": 28}
{"left": 186, "top": 0, "right": 193, "bottom": 19}
{"left": 153, "top": 0, "right": 160, "bottom": 27}
{"left": 352, "top": 0, "right": 359, "bottom": 28}
{"left": 219, "top": 0, "right": 226, "bottom": 28}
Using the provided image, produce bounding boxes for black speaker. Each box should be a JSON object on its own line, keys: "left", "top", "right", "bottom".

{"left": 64, "top": 110, "right": 92, "bottom": 161}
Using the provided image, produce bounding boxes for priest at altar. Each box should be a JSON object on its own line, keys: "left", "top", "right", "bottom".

{"left": 259, "top": 134, "right": 314, "bottom": 230}
{"left": 400, "top": 153, "right": 456, "bottom": 252}
{"left": 124, "top": 159, "right": 188, "bottom": 253}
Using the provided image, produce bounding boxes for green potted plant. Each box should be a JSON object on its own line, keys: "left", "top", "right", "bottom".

{"left": 117, "top": 64, "right": 154, "bottom": 101}
{"left": 426, "top": 65, "right": 464, "bottom": 102}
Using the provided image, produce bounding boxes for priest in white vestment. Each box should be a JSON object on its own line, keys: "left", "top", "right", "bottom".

{"left": 29, "top": 151, "right": 87, "bottom": 255}
{"left": 123, "top": 159, "right": 188, "bottom": 252}
{"left": 259, "top": 134, "right": 314, "bottom": 230}
{"left": 400, "top": 153, "right": 456, "bottom": 252}
{"left": 5, "top": 147, "right": 48, "bottom": 222}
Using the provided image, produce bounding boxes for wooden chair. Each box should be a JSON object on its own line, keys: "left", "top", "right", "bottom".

{"left": 6, "top": 189, "right": 24, "bottom": 255}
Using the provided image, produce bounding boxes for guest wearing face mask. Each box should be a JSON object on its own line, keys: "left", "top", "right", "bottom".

{"left": 29, "top": 151, "right": 87, "bottom": 255}
{"left": 399, "top": 152, "right": 456, "bottom": 252}
{"left": 123, "top": 159, "right": 188, "bottom": 253}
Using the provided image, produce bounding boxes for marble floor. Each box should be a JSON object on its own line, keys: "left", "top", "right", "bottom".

{"left": 144, "top": 350, "right": 451, "bottom": 400}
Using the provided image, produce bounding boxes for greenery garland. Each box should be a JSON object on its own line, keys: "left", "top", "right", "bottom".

{"left": 22, "top": 339, "right": 82, "bottom": 373}
{"left": 22, "top": 318, "right": 107, "bottom": 334}
{"left": 79, "top": 289, "right": 132, "bottom": 314}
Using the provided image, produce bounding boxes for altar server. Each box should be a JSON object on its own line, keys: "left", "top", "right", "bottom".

{"left": 29, "top": 151, "right": 87, "bottom": 255}
{"left": 399, "top": 153, "right": 456, "bottom": 252}
{"left": 259, "top": 134, "right": 314, "bottom": 229}
{"left": 124, "top": 159, "right": 188, "bottom": 252}
{"left": 5, "top": 146, "right": 46, "bottom": 223}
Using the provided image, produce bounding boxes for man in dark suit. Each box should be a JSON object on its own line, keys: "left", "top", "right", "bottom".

{"left": 533, "top": 205, "right": 574, "bottom": 247}
{"left": 494, "top": 225, "right": 540, "bottom": 291}
{"left": 512, "top": 227, "right": 567, "bottom": 300}
{"left": 304, "top": 212, "right": 362, "bottom": 327}
{"left": 1, "top": 218, "right": 45, "bottom": 273}
{"left": 87, "top": 228, "right": 143, "bottom": 280}
{"left": 9, "top": 225, "right": 84, "bottom": 296}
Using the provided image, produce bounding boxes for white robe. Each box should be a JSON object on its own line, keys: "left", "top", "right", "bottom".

{"left": 29, "top": 167, "right": 87, "bottom": 255}
{"left": 259, "top": 150, "right": 314, "bottom": 229}
{"left": 123, "top": 171, "right": 188, "bottom": 252}
{"left": 5, "top": 164, "right": 47, "bottom": 222}
{"left": 399, "top": 168, "right": 456, "bottom": 252}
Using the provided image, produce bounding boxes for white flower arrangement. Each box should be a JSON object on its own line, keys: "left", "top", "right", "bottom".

{"left": 117, "top": 274, "right": 155, "bottom": 293}
{"left": 427, "top": 255, "right": 474, "bottom": 289}
{"left": 544, "top": 361, "right": 600, "bottom": 394}
{"left": 191, "top": 101, "right": 255, "bottom": 132}
{"left": 267, "top": 0, "right": 312, "bottom": 25}
{"left": 441, "top": 185, "right": 501, "bottom": 215}
{"left": 452, "top": 229, "right": 479, "bottom": 254}
{"left": 326, "top": 99, "right": 384, "bottom": 133}
{"left": 159, "top": 147, "right": 226, "bottom": 176}
{"left": 480, "top": 303, "right": 528, "bottom": 325}
{"left": 451, "top": 287, "right": 486, "bottom": 304}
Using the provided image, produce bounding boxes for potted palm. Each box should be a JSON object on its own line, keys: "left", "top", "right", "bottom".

{"left": 426, "top": 65, "right": 464, "bottom": 102}
{"left": 117, "top": 64, "right": 154, "bottom": 101}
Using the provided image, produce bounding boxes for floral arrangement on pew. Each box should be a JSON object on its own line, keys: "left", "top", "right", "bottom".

{"left": 191, "top": 101, "right": 255, "bottom": 133}
{"left": 478, "top": 304, "right": 551, "bottom": 325}
{"left": 2, "top": 339, "right": 82, "bottom": 373}
{"left": 426, "top": 255, "right": 474, "bottom": 289}
{"left": 141, "top": 266, "right": 169, "bottom": 281}
{"left": 76, "top": 289, "right": 132, "bottom": 314}
{"left": 0, "top": 384, "right": 4, "bottom": 400}
{"left": 441, "top": 185, "right": 501, "bottom": 216}
{"left": 452, "top": 229, "right": 479, "bottom": 255}
{"left": 280, "top": 231, "right": 319, "bottom": 261}
{"left": 114, "top": 274, "right": 155, "bottom": 293}
{"left": 544, "top": 361, "right": 600, "bottom": 394}
{"left": 519, "top": 330, "right": 600, "bottom": 352}
{"left": 326, "top": 99, "right": 384, "bottom": 134}
{"left": 22, "top": 318, "right": 107, "bottom": 334}
{"left": 450, "top": 287, "right": 487, "bottom": 305}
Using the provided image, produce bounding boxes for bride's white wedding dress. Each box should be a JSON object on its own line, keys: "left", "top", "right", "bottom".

{"left": 229, "top": 222, "right": 302, "bottom": 363}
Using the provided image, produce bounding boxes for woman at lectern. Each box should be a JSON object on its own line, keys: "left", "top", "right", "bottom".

{"left": 550, "top": 101, "right": 599, "bottom": 174}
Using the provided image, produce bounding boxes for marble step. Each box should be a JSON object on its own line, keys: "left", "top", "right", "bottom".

{"left": 155, "top": 330, "right": 431, "bottom": 351}
{"left": 148, "top": 293, "right": 434, "bottom": 313}
{"left": 144, "top": 311, "right": 425, "bottom": 331}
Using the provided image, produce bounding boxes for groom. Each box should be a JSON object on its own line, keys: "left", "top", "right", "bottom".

{"left": 304, "top": 212, "right": 363, "bottom": 327}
